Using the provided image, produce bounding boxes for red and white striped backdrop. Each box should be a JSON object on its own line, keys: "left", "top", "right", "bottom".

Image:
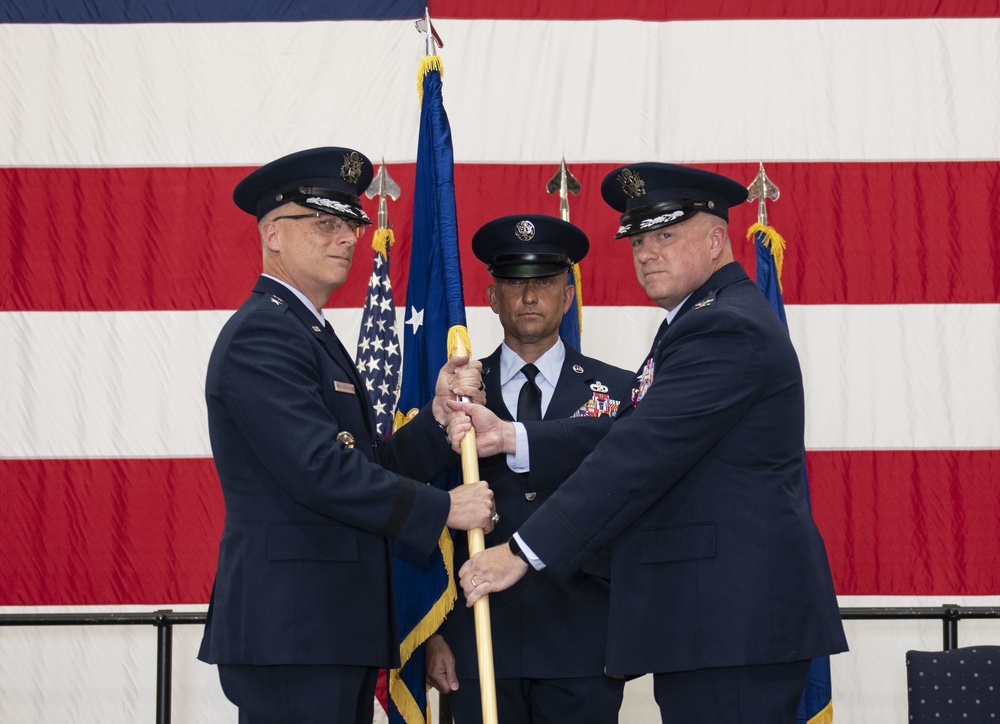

{"left": 2, "top": 2, "right": 999, "bottom": 721}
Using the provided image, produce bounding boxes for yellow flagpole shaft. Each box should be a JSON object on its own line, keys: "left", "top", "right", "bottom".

{"left": 452, "top": 336, "right": 498, "bottom": 724}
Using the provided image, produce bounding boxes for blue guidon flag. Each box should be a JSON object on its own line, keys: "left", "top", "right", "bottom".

{"left": 389, "top": 50, "right": 470, "bottom": 724}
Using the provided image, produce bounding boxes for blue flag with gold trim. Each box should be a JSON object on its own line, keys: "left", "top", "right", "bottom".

{"left": 388, "top": 55, "right": 468, "bottom": 724}
{"left": 750, "top": 222, "right": 834, "bottom": 724}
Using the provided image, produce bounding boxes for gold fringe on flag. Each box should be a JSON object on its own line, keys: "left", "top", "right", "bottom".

{"left": 746, "top": 222, "right": 788, "bottom": 292}
{"left": 417, "top": 55, "right": 444, "bottom": 99}
{"left": 371, "top": 227, "right": 395, "bottom": 259}
{"left": 386, "top": 328, "right": 468, "bottom": 723}
{"left": 388, "top": 527, "right": 458, "bottom": 724}
{"left": 807, "top": 700, "right": 834, "bottom": 724}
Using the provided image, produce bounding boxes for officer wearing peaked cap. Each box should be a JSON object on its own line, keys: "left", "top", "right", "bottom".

{"left": 199, "top": 147, "right": 497, "bottom": 723}
{"left": 232, "top": 145, "right": 375, "bottom": 223}
{"left": 427, "top": 214, "right": 634, "bottom": 724}
{"left": 600, "top": 162, "right": 749, "bottom": 240}
{"left": 453, "top": 165, "right": 847, "bottom": 724}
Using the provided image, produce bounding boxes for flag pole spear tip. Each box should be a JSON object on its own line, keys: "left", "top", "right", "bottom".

{"left": 546, "top": 157, "right": 581, "bottom": 223}
{"left": 415, "top": 8, "right": 444, "bottom": 93}
{"left": 746, "top": 161, "right": 780, "bottom": 228}
{"left": 365, "top": 162, "right": 400, "bottom": 254}
{"left": 416, "top": 7, "right": 442, "bottom": 56}
{"left": 366, "top": 161, "right": 401, "bottom": 203}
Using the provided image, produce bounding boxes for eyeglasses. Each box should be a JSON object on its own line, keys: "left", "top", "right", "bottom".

{"left": 271, "top": 212, "right": 366, "bottom": 239}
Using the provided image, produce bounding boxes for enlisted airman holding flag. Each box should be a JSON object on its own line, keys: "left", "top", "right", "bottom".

{"left": 426, "top": 211, "right": 634, "bottom": 724}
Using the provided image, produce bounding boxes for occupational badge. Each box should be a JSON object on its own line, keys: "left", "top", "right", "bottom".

{"left": 572, "top": 380, "right": 621, "bottom": 418}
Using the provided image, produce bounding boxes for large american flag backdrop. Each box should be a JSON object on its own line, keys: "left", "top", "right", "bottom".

{"left": 2, "top": 1, "right": 999, "bottom": 722}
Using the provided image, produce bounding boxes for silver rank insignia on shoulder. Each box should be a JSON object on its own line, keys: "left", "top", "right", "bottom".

{"left": 270, "top": 295, "right": 284, "bottom": 305}
{"left": 336, "top": 431, "right": 355, "bottom": 449}
{"left": 572, "top": 365, "right": 584, "bottom": 374}
{"left": 573, "top": 380, "right": 620, "bottom": 418}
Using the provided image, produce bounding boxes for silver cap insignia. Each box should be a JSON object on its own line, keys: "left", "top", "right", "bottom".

{"left": 514, "top": 220, "right": 536, "bottom": 241}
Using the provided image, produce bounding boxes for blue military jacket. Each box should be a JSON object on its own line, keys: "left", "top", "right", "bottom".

{"left": 518, "top": 262, "right": 848, "bottom": 676}
{"left": 198, "top": 276, "right": 455, "bottom": 669}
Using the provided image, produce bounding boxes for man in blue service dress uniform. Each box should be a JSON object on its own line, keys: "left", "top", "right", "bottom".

{"left": 425, "top": 215, "right": 634, "bottom": 724}
{"left": 451, "top": 165, "right": 848, "bottom": 724}
{"left": 197, "top": 147, "right": 495, "bottom": 724}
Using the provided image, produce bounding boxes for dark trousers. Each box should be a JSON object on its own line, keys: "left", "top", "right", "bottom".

{"left": 449, "top": 675, "right": 625, "bottom": 724}
{"left": 218, "top": 663, "right": 379, "bottom": 724}
{"left": 653, "top": 659, "right": 811, "bottom": 724}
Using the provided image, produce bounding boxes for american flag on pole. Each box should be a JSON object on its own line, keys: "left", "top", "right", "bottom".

{"left": 356, "top": 166, "right": 403, "bottom": 439}
{"left": 3, "top": 1, "right": 1000, "bottom": 722}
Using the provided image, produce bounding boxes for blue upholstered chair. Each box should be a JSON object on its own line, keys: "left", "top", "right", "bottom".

{"left": 906, "top": 646, "right": 1000, "bottom": 722}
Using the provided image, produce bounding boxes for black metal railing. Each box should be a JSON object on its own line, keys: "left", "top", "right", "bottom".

{"left": 1, "top": 605, "right": 998, "bottom": 723}
{"left": 0, "top": 609, "right": 205, "bottom": 724}
{"left": 839, "top": 604, "right": 1000, "bottom": 651}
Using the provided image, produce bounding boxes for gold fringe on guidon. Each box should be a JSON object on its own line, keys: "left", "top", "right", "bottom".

{"left": 417, "top": 55, "right": 444, "bottom": 99}
{"left": 746, "top": 222, "right": 787, "bottom": 293}
{"left": 386, "top": 322, "right": 469, "bottom": 723}
{"left": 371, "top": 227, "right": 394, "bottom": 259}
{"left": 387, "top": 527, "right": 457, "bottom": 724}
{"left": 807, "top": 700, "right": 833, "bottom": 724}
